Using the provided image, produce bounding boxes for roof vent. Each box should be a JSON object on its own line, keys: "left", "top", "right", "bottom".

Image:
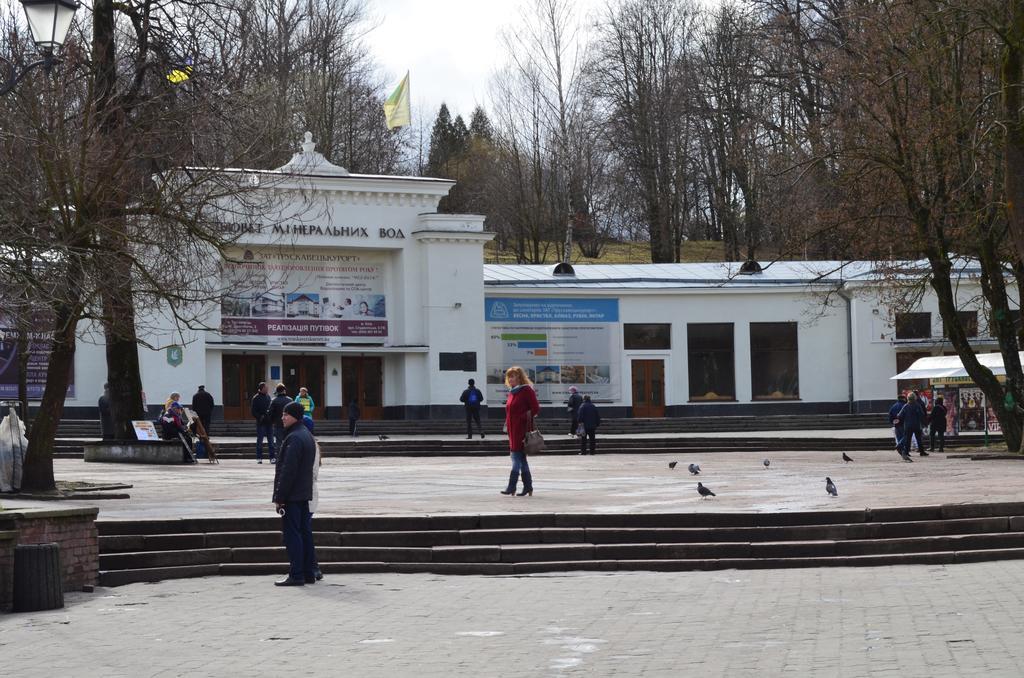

{"left": 552, "top": 262, "right": 576, "bottom": 276}
{"left": 738, "top": 259, "right": 763, "bottom": 275}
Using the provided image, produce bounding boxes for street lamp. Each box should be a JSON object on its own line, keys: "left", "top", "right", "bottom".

{"left": 1, "top": 0, "right": 80, "bottom": 96}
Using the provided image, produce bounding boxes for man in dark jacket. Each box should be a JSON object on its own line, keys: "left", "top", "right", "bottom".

{"left": 895, "top": 392, "right": 929, "bottom": 459}
{"left": 929, "top": 395, "right": 948, "bottom": 452}
{"left": 347, "top": 399, "right": 360, "bottom": 437}
{"left": 577, "top": 395, "right": 601, "bottom": 455}
{"left": 251, "top": 382, "right": 275, "bottom": 464}
{"left": 272, "top": 401, "right": 318, "bottom": 586}
{"left": 98, "top": 383, "right": 114, "bottom": 440}
{"left": 190, "top": 385, "right": 215, "bottom": 435}
{"left": 268, "top": 384, "right": 293, "bottom": 460}
{"left": 567, "top": 387, "right": 583, "bottom": 435}
{"left": 888, "top": 393, "right": 907, "bottom": 453}
{"left": 460, "top": 378, "right": 485, "bottom": 439}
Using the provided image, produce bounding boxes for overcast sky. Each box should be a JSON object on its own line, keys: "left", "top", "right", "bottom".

{"left": 364, "top": 0, "right": 605, "bottom": 124}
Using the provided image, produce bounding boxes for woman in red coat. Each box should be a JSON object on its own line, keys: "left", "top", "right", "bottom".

{"left": 501, "top": 366, "right": 540, "bottom": 496}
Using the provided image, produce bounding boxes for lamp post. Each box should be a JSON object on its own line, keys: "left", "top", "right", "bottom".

{"left": 0, "top": 0, "right": 80, "bottom": 96}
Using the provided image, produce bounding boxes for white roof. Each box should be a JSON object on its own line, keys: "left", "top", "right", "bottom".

{"left": 891, "top": 352, "right": 1018, "bottom": 380}
{"left": 483, "top": 261, "right": 878, "bottom": 289}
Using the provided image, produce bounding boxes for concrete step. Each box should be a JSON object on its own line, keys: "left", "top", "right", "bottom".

{"left": 95, "top": 505, "right": 1024, "bottom": 585}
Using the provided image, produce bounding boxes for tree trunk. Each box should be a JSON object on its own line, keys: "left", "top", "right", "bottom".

{"left": 22, "top": 301, "right": 81, "bottom": 492}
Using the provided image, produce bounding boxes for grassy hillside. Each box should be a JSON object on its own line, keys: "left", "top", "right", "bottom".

{"left": 483, "top": 240, "right": 728, "bottom": 265}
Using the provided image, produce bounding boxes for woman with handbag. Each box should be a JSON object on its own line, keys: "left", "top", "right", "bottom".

{"left": 500, "top": 366, "right": 541, "bottom": 497}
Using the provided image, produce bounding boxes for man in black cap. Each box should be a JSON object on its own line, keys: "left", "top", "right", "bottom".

{"left": 267, "top": 384, "right": 292, "bottom": 464}
{"left": 272, "top": 401, "right": 318, "bottom": 586}
{"left": 190, "top": 385, "right": 215, "bottom": 436}
{"left": 459, "top": 378, "right": 485, "bottom": 439}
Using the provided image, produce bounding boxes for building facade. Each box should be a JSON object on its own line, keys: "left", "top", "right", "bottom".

{"left": 10, "top": 138, "right": 1005, "bottom": 421}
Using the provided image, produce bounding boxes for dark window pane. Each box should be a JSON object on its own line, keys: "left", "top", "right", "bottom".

{"left": 895, "top": 312, "right": 931, "bottom": 339}
{"left": 624, "top": 324, "right": 671, "bottom": 350}
{"left": 956, "top": 311, "right": 978, "bottom": 338}
{"left": 750, "top": 322, "right": 799, "bottom": 399}
{"left": 439, "top": 352, "right": 477, "bottom": 371}
{"left": 687, "top": 323, "right": 734, "bottom": 400}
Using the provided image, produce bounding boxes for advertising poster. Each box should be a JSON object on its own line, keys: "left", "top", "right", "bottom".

{"left": 958, "top": 387, "right": 985, "bottom": 433}
{"left": 220, "top": 250, "right": 388, "bottom": 344}
{"left": 485, "top": 297, "right": 620, "bottom": 403}
{"left": 0, "top": 323, "right": 75, "bottom": 399}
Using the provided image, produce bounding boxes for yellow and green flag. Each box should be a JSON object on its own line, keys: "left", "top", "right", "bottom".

{"left": 383, "top": 71, "right": 411, "bottom": 129}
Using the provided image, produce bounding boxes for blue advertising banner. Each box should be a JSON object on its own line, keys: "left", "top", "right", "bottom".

{"left": 485, "top": 297, "right": 619, "bottom": 323}
{"left": 485, "top": 297, "right": 620, "bottom": 403}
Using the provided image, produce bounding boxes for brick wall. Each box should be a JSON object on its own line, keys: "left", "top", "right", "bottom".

{"left": 0, "top": 507, "right": 99, "bottom": 612}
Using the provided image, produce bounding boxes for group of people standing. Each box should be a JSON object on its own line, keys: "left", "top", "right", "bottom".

{"left": 889, "top": 390, "right": 948, "bottom": 461}
{"left": 250, "top": 383, "right": 316, "bottom": 463}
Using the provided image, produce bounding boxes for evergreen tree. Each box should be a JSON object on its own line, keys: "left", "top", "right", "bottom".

{"left": 426, "top": 103, "right": 457, "bottom": 177}
{"left": 469, "top": 106, "right": 494, "bottom": 141}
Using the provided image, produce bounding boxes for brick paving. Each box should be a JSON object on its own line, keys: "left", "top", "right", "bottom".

{"left": 2, "top": 561, "right": 1023, "bottom": 677}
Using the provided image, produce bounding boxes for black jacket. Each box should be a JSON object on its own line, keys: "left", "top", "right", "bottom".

{"left": 268, "top": 393, "right": 293, "bottom": 429}
{"left": 577, "top": 400, "right": 601, "bottom": 430}
{"left": 251, "top": 392, "right": 271, "bottom": 424}
{"left": 460, "top": 387, "right": 484, "bottom": 408}
{"left": 347, "top": 402, "right": 361, "bottom": 420}
{"left": 930, "top": 403, "right": 948, "bottom": 432}
{"left": 567, "top": 393, "right": 583, "bottom": 413}
{"left": 191, "top": 390, "right": 215, "bottom": 418}
{"left": 272, "top": 422, "right": 316, "bottom": 503}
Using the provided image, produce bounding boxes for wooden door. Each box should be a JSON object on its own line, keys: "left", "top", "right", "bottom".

{"left": 632, "top": 359, "right": 665, "bottom": 417}
{"left": 222, "top": 355, "right": 265, "bottom": 420}
{"left": 283, "top": 355, "right": 325, "bottom": 418}
{"left": 342, "top": 356, "right": 383, "bottom": 420}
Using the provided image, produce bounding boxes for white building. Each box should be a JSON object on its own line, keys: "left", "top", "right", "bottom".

{"left": 15, "top": 137, "right": 1004, "bottom": 422}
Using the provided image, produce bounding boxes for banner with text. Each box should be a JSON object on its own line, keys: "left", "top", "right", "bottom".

{"left": 485, "top": 297, "right": 620, "bottom": 403}
{"left": 0, "top": 323, "right": 75, "bottom": 399}
{"left": 220, "top": 250, "right": 388, "bottom": 344}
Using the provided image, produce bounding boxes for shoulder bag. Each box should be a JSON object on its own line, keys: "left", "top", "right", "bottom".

{"left": 523, "top": 411, "right": 545, "bottom": 454}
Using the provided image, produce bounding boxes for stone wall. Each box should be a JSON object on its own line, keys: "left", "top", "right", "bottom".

{"left": 0, "top": 507, "right": 99, "bottom": 612}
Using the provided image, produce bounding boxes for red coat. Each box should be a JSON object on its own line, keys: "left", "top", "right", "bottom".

{"left": 505, "top": 385, "right": 540, "bottom": 452}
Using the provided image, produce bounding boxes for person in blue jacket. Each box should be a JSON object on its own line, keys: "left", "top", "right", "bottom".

{"left": 576, "top": 395, "right": 601, "bottom": 455}
{"left": 888, "top": 393, "right": 907, "bottom": 454}
{"left": 895, "top": 392, "right": 929, "bottom": 460}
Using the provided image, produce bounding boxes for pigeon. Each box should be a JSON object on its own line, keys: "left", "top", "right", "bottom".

{"left": 378, "top": 434, "right": 389, "bottom": 441}
{"left": 668, "top": 461, "right": 678, "bottom": 469}
{"left": 697, "top": 482, "right": 716, "bottom": 499}
{"left": 688, "top": 463, "right": 701, "bottom": 475}
{"left": 763, "top": 458, "right": 771, "bottom": 469}
{"left": 825, "top": 477, "right": 838, "bottom": 497}
{"left": 842, "top": 452, "right": 853, "bottom": 463}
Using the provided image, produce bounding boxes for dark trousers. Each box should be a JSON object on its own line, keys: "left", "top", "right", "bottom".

{"left": 900, "top": 428, "right": 924, "bottom": 455}
{"left": 506, "top": 451, "right": 532, "bottom": 492}
{"left": 349, "top": 418, "right": 358, "bottom": 436}
{"left": 580, "top": 428, "right": 596, "bottom": 454}
{"left": 281, "top": 501, "right": 316, "bottom": 579}
{"left": 570, "top": 412, "right": 579, "bottom": 435}
{"left": 930, "top": 428, "right": 946, "bottom": 452}
{"left": 199, "top": 414, "right": 212, "bottom": 436}
{"left": 465, "top": 406, "right": 482, "bottom": 436}
{"left": 255, "top": 424, "right": 275, "bottom": 461}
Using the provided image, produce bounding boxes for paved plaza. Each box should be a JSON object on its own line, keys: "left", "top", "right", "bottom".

{"left": 5, "top": 440, "right": 1024, "bottom": 676}
{"left": 5, "top": 444, "right": 1024, "bottom": 519}
{"left": 3, "top": 561, "right": 1024, "bottom": 677}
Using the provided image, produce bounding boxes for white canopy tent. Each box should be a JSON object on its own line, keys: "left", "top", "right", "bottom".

{"left": 891, "top": 352, "right": 1022, "bottom": 381}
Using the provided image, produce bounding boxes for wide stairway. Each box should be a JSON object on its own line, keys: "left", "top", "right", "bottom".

{"left": 97, "top": 502, "right": 1024, "bottom": 586}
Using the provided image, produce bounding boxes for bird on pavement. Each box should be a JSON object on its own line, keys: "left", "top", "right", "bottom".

{"left": 378, "top": 434, "right": 389, "bottom": 441}
{"left": 842, "top": 452, "right": 853, "bottom": 463}
{"left": 697, "top": 482, "right": 716, "bottom": 499}
{"left": 688, "top": 463, "right": 701, "bottom": 475}
{"left": 825, "top": 477, "right": 838, "bottom": 496}
{"left": 763, "top": 458, "right": 771, "bottom": 469}
{"left": 668, "top": 461, "right": 678, "bottom": 469}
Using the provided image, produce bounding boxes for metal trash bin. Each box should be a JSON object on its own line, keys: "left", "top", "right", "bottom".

{"left": 13, "top": 543, "right": 64, "bottom": 612}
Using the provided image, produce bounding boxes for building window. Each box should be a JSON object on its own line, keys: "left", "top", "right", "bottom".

{"left": 624, "top": 324, "right": 671, "bottom": 350}
{"left": 687, "top": 323, "right": 735, "bottom": 400}
{"left": 750, "top": 322, "right": 799, "bottom": 399}
{"left": 954, "top": 311, "right": 978, "bottom": 338}
{"left": 894, "top": 312, "right": 931, "bottom": 339}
